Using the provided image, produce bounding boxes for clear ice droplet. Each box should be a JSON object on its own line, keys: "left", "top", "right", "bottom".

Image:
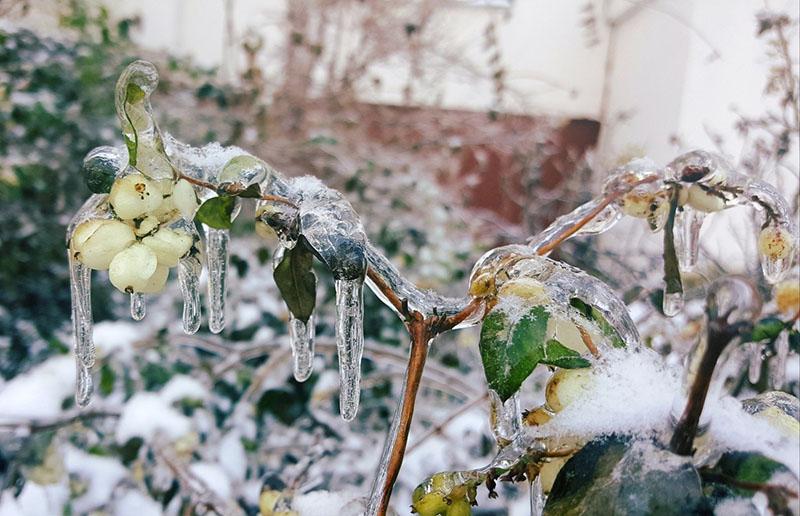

{"left": 489, "top": 390, "right": 521, "bottom": 446}
{"left": 748, "top": 342, "right": 763, "bottom": 384}
{"left": 130, "top": 293, "right": 146, "bottom": 321}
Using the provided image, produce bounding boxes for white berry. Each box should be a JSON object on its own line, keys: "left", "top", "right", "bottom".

{"left": 172, "top": 179, "right": 199, "bottom": 220}
{"left": 142, "top": 227, "right": 194, "bottom": 267}
{"left": 108, "top": 173, "right": 164, "bottom": 220}
{"left": 72, "top": 219, "right": 136, "bottom": 270}
{"left": 686, "top": 184, "right": 725, "bottom": 212}
{"left": 109, "top": 243, "right": 159, "bottom": 293}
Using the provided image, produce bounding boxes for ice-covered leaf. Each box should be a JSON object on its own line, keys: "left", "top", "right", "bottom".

{"left": 195, "top": 196, "right": 236, "bottom": 229}
{"left": 122, "top": 83, "right": 143, "bottom": 166}
{"left": 273, "top": 240, "right": 317, "bottom": 323}
{"left": 545, "top": 437, "right": 704, "bottom": 516}
{"left": 480, "top": 306, "right": 589, "bottom": 402}
{"left": 569, "top": 298, "right": 625, "bottom": 348}
{"left": 237, "top": 183, "right": 262, "bottom": 199}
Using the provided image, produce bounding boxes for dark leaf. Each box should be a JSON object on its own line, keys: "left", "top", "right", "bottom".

{"left": 570, "top": 297, "right": 625, "bottom": 348}
{"left": 749, "top": 317, "right": 785, "bottom": 342}
{"left": 273, "top": 240, "right": 317, "bottom": 323}
{"left": 541, "top": 339, "right": 592, "bottom": 369}
{"left": 238, "top": 183, "right": 262, "bottom": 199}
{"left": 195, "top": 196, "right": 235, "bottom": 229}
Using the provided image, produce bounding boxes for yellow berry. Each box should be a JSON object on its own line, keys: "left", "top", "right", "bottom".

{"left": 621, "top": 191, "right": 654, "bottom": 218}
{"left": 108, "top": 173, "right": 164, "bottom": 220}
{"left": 758, "top": 226, "right": 794, "bottom": 260}
{"left": 545, "top": 368, "right": 592, "bottom": 413}
{"left": 468, "top": 271, "right": 495, "bottom": 298}
{"left": 71, "top": 219, "right": 136, "bottom": 270}
{"left": 446, "top": 499, "right": 471, "bottom": 516}
{"left": 539, "top": 456, "right": 570, "bottom": 494}
{"left": 497, "top": 278, "right": 549, "bottom": 304}
{"left": 775, "top": 280, "right": 800, "bottom": 315}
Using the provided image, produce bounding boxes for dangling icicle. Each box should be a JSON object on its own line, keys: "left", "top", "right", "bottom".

{"left": 178, "top": 253, "right": 202, "bottom": 334}
{"left": 69, "top": 252, "right": 95, "bottom": 407}
{"left": 769, "top": 331, "right": 789, "bottom": 389}
{"left": 204, "top": 226, "right": 230, "bottom": 334}
{"left": 76, "top": 361, "right": 93, "bottom": 408}
{"left": 289, "top": 315, "right": 315, "bottom": 382}
{"left": 489, "top": 390, "right": 522, "bottom": 446}
{"left": 674, "top": 208, "right": 705, "bottom": 272}
{"left": 334, "top": 278, "right": 365, "bottom": 421}
{"left": 748, "top": 343, "right": 763, "bottom": 384}
{"left": 130, "top": 293, "right": 146, "bottom": 320}
{"left": 530, "top": 475, "right": 546, "bottom": 516}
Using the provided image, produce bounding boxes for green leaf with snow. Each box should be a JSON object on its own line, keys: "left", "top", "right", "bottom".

{"left": 569, "top": 297, "right": 625, "bottom": 348}
{"left": 479, "top": 306, "right": 589, "bottom": 402}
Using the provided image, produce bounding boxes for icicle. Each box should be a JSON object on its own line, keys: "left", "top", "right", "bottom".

{"left": 204, "top": 226, "right": 230, "bottom": 334}
{"left": 76, "top": 362, "right": 93, "bottom": 408}
{"left": 674, "top": 207, "right": 705, "bottom": 272}
{"left": 489, "top": 390, "right": 522, "bottom": 446}
{"left": 69, "top": 252, "right": 95, "bottom": 374}
{"left": 530, "top": 475, "right": 546, "bottom": 516}
{"left": 178, "top": 254, "right": 202, "bottom": 334}
{"left": 130, "top": 293, "right": 146, "bottom": 320}
{"left": 748, "top": 343, "right": 763, "bottom": 384}
{"left": 334, "top": 278, "right": 365, "bottom": 421}
{"left": 289, "top": 315, "right": 315, "bottom": 382}
{"left": 769, "top": 331, "right": 789, "bottom": 389}
{"left": 662, "top": 291, "right": 684, "bottom": 317}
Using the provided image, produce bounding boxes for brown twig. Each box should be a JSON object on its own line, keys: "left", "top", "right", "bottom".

{"left": 669, "top": 304, "right": 748, "bottom": 456}
{"left": 375, "top": 313, "right": 431, "bottom": 515}
{"left": 576, "top": 325, "right": 600, "bottom": 357}
{"left": 534, "top": 175, "right": 659, "bottom": 255}
{"left": 176, "top": 172, "right": 298, "bottom": 208}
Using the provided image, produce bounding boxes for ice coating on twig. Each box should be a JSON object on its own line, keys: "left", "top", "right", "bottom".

{"left": 364, "top": 243, "right": 470, "bottom": 318}
{"left": 528, "top": 199, "right": 623, "bottom": 254}
{"left": 204, "top": 226, "right": 230, "bottom": 334}
{"left": 334, "top": 279, "right": 365, "bottom": 421}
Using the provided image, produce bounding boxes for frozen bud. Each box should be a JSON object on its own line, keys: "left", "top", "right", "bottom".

{"left": 109, "top": 243, "right": 159, "bottom": 293}
{"left": 621, "top": 191, "right": 655, "bottom": 218}
{"left": 71, "top": 219, "right": 136, "bottom": 270}
{"left": 108, "top": 173, "right": 163, "bottom": 220}
{"left": 172, "top": 179, "right": 199, "bottom": 220}
{"left": 142, "top": 227, "right": 194, "bottom": 267}
{"left": 219, "top": 155, "right": 269, "bottom": 186}
{"left": 545, "top": 368, "right": 592, "bottom": 413}
{"left": 775, "top": 280, "right": 800, "bottom": 316}
{"left": 134, "top": 215, "right": 160, "bottom": 237}
{"left": 468, "top": 270, "right": 495, "bottom": 297}
{"left": 497, "top": 277, "right": 549, "bottom": 304}
{"left": 758, "top": 225, "right": 794, "bottom": 260}
{"left": 686, "top": 184, "right": 725, "bottom": 213}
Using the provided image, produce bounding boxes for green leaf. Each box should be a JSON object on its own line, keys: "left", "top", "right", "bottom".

{"left": 122, "top": 83, "right": 143, "bottom": 166}
{"left": 569, "top": 297, "right": 625, "bottom": 348}
{"left": 663, "top": 189, "right": 683, "bottom": 296}
{"left": 481, "top": 306, "right": 590, "bottom": 402}
{"left": 541, "top": 339, "right": 592, "bottom": 368}
{"left": 195, "top": 196, "right": 235, "bottom": 229}
{"left": 238, "top": 183, "right": 262, "bottom": 199}
{"left": 273, "top": 240, "right": 317, "bottom": 323}
{"left": 546, "top": 437, "right": 704, "bottom": 515}
{"left": 749, "top": 317, "right": 785, "bottom": 342}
